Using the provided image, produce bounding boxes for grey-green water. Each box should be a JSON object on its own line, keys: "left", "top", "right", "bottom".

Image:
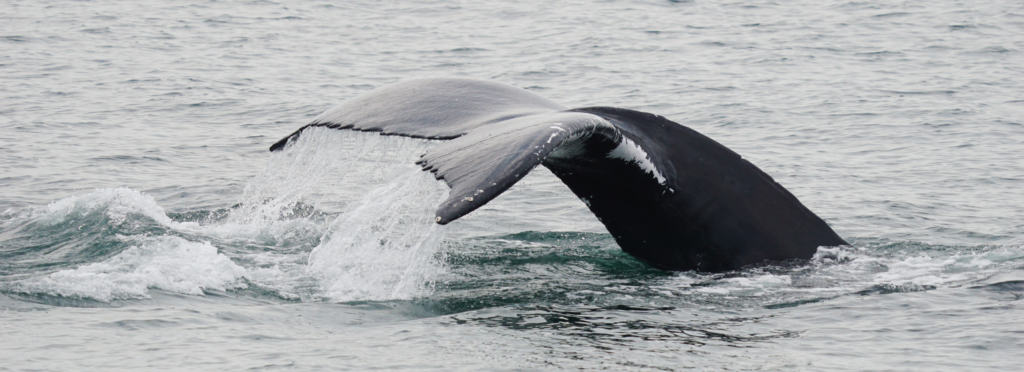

{"left": 2, "top": 0, "right": 1022, "bottom": 370}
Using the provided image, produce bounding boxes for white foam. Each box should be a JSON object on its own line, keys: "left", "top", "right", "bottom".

{"left": 13, "top": 236, "right": 248, "bottom": 302}
{"left": 813, "top": 244, "right": 1023, "bottom": 289}
{"left": 658, "top": 244, "right": 1023, "bottom": 299}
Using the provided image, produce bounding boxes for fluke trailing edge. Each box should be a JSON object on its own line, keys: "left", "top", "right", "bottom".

{"left": 271, "top": 78, "right": 848, "bottom": 272}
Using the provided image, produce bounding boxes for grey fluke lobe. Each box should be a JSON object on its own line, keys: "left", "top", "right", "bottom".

{"left": 271, "top": 78, "right": 848, "bottom": 272}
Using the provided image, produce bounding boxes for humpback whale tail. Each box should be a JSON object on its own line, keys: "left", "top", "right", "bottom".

{"left": 271, "top": 78, "right": 847, "bottom": 272}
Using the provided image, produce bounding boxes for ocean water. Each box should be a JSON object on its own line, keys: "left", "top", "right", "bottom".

{"left": 2, "top": 0, "right": 1023, "bottom": 370}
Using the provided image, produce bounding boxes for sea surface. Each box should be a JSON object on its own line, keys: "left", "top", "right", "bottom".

{"left": 2, "top": 0, "right": 1023, "bottom": 370}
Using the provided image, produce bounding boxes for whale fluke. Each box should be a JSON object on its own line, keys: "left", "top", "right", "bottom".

{"left": 271, "top": 78, "right": 847, "bottom": 272}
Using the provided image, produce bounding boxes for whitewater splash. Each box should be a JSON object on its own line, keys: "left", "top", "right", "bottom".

{"left": 1, "top": 130, "right": 451, "bottom": 303}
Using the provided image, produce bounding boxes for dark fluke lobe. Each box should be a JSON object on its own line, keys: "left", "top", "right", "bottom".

{"left": 271, "top": 78, "right": 848, "bottom": 272}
